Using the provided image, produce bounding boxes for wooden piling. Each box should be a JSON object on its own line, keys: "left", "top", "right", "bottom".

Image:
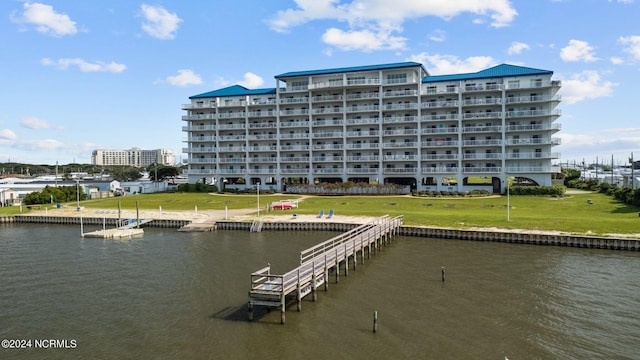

{"left": 373, "top": 311, "right": 378, "bottom": 333}
{"left": 441, "top": 267, "right": 446, "bottom": 282}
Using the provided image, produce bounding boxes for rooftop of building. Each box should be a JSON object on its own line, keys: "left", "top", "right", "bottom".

{"left": 189, "top": 63, "right": 553, "bottom": 99}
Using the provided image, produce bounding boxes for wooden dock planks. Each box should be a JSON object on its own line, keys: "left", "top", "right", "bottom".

{"left": 248, "top": 215, "right": 403, "bottom": 323}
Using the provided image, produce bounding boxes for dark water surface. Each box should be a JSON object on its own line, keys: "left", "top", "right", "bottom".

{"left": 1, "top": 224, "right": 639, "bottom": 359}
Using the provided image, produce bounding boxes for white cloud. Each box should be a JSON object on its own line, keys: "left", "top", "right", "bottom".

{"left": 608, "top": 0, "right": 634, "bottom": 3}
{"left": 238, "top": 73, "right": 265, "bottom": 88}
{"left": 560, "top": 70, "right": 616, "bottom": 104}
{"left": 20, "top": 116, "right": 60, "bottom": 130}
{"left": 41, "top": 58, "right": 126, "bottom": 73}
{"left": 429, "top": 29, "right": 446, "bottom": 42}
{"left": 507, "top": 41, "right": 530, "bottom": 55}
{"left": 11, "top": 2, "right": 77, "bottom": 37}
{"left": 321, "top": 27, "right": 406, "bottom": 52}
{"left": 610, "top": 57, "right": 624, "bottom": 65}
{"left": 164, "top": 69, "right": 203, "bottom": 87}
{"left": 140, "top": 4, "right": 182, "bottom": 40}
{"left": 560, "top": 39, "right": 598, "bottom": 62}
{"left": 14, "top": 138, "right": 66, "bottom": 151}
{"left": 618, "top": 35, "right": 640, "bottom": 60}
{"left": 407, "top": 53, "right": 496, "bottom": 75}
{"left": 0, "top": 129, "right": 17, "bottom": 140}
{"left": 268, "top": 0, "right": 517, "bottom": 52}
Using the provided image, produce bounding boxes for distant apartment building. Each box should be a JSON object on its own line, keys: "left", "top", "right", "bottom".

{"left": 181, "top": 62, "right": 561, "bottom": 193}
{"left": 91, "top": 148, "right": 175, "bottom": 167}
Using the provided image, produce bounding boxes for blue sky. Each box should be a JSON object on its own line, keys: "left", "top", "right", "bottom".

{"left": 1, "top": 0, "right": 639, "bottom": 166}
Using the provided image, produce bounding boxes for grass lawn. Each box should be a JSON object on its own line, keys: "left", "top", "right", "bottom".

{"left": 2, "top": 191, "right": 638, "bottom": 236}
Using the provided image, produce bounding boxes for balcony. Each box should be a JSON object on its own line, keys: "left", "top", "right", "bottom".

{"left": 462, "top": 98, "right": 501, "bottom": 106}
{"left": 249, "top": 122, "right": 277, "bottom": 129}
{"left": 462, "top": 167, "right": 502, "bottom": 174}
{"left": 313, "top": 168, "right": 345, "bottom": 174}
{"left": 182, "top": 124, "right": 216, "bottom": 131}
{"left": 505, "top": 123, "right": 561, "bottom": 132}
{"left": 281, "top": 168, "right": 310, "bottom": 174}
{"left": 218, "top": 100, "right": 247, "bottom": 107}
{"left": 313, "top": 132, "right": 344, "bottom": 139}
{"left": 506, "top": 109, "right": 561, "bottom": 118}
{"left": 280, "top": 157, "right": 310, "bottom": 163}
{"left": 184, "top": 168, "right": 216, "bottom": 175}
{"left": 346, "top": 130, "right": 379, "bottom": 137}
{"left": 462, "top": 139, "right": 502, "bottom": 146}
{"left": 188, "top": 157, "right": 217, "bottom": 164}
{"left": 383, "top": 89, "right": 418, "bottom": 97}
{"left": 249, "top": 145, "right": 278, "bottom": 152}
{"left": 462, "top": 125, "right": 502, "bottom": 133}
{"left": 248, "top": 157, "right": 278, "bottom": 163}
{"left": 218, "top": 124, "right": 247, "bottom": 130}
{"left": 219, "top": 158, "right": 247, "bottom": 163}
{"left": 346, "top": 92, "right": 380, "bottom": 100}
{"left": 382, "top": 103, "right": 418, "bottom": 111}
{"left": 280, "top": 109, "right": 309, "bottom": 116}
{"left": 217, "top": 169, "right": 247, "bottom": 175}
{"left": 505, "top": 94, "right": 561, "bottom": 104}
{"left": 382, "top": 142, "right": 418, "bottom": 148}
{"left": 346, "top": 143, "right": 379, "bottom": 149}
{"left": 504, "top": 138, "right": 560, "bottom": 146}
{"left": 421, "top": 167, "right": 458, "bottom": 174}
{"left": 421, "top": 114, "right": 459, "bottom": 121}
{"left": 312, "top": 156, "right": 344, "bottom": 162}
{"left": 463, "top": 112, "right": 503, "bottom": 120}
{"left": 383, "top": 168, "right": 417, "bottom": 174}
{"left": 346, "top": 104, "right": 380, "bottom": 113}
{"left": 383, "top": 129, "right": 418, "bottom": 136}
{"left": 218, "top": 112, "right": 246, "bottom": 119}
{"left": 218, "top": 135, "right": 246, "bottom": 141}
{"left": 183, "top": 147, "right": 216, "bottom": 153}
{"left": 248, "top": 168, "right": 276, "bottom": 174}
{"left": 182, "top": 103, "right": 215, "bottom": 110}
{"left": 313, "top": 144, "right": 344, "bottom": 150}
{"left": 219, "top": 146, "right": 246, "bottom": 152}
{"left": 346, "top": 155, "right": 380, "bottom": 161}
{"left": 347, "top": 117, "right": 380, "bottom": 125}
{"left": 279, "top": 133, "right": 309, "bottom": 140}
{"left": 247, "top": 110, "right": 277, "bottom": 118}
{"left": 462, "top": 153, "right": 502, "bottom": 160}
{"left": 280, "top": 120, "right": 311, "bottom": 128}
{"left": 346, "top": 168, "right": 378, "bottom": 174}
{"left": 383, "top": 155, "right": 418, "bottom": 161}
{"left": 312, "top": 107, "right": 343, "bottom": 114}
{"left": 462, "top": 83, "right": 502, "bottom": 92}
{"left": 280, "top": 96, "right": 309, "bottom": 104}
{"left": 188, "top": 136, "right": 217, "bottom": 142}
{"left": 421, "top": 127, "right": 459, "bottom": 135}
{"left": 383, "top": 116, "right": 418, "bottom": 124}
{"left": 312, "top": 94, "right": 343, "bottom": 102}
{"left": 505, "top": 80, "right": 561, "bottom": 90}
{"left": 280, "top": 145, "right": 310, "bottom": 151}
{"left": 182, "top": 114, "right": 217, "bottom": 121}
{"left": 505, "top": 152, "right": 560, "bottom": 160}
{"left": 312, "top": 119, "right": 344, "bottom": 126}
{"left": 505, "top": 166, "right": 553, "bottom": 173}
{"left": 421, "top": 140, "right": 459, "bottom": 147}
{"left": 421, "top": 154, "right": 458, "bottom": 160}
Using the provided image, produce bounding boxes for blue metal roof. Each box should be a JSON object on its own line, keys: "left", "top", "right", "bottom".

{"left": 275, "top": 62, "right": 425, "bottom": 79}
{"left": 422, "top": 64, "right": 553, "bottom": 83}
{"left": 190, "top": 85, "right": 276, "bottom": 99}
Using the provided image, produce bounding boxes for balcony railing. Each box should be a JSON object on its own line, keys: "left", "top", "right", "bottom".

{"left": 421, "top": 167, "right": 458, "bottom": 174}
{"left": 312, "top": 144, "right": 344, "bottom": 150}
{"left": 505, "top": 123, "right": 561, "bottom": 132}
{"left": 462, "top": 125, "right": 502, "bottom": 133}
{"left": 421, "top": 127, "right": 459, "bottom": 135}
{"left": 462, "top": 153, "right": 502, "bottom": 160}
{"left": 346, "top": 168, "right": 379, "bottom": 174}
{"left": 219, "top": 158, "right": 247, "bottom": 163}
{"left": 280, "top": 120, "right": 311, "bottom": 128}
{"left": 280, "top": 145, "right": 310, "bottom": 151}
{"left": 280, "top": 157, "right": 310, "bottom": 163}
{"left": 421, "top": 141, "right": 459, "bottom": 147}
{"left": 382, "top": 142, "right": 418, "bottom": 148}
{"left": 506, "top": 109, "right": 561, "bottom": 118}
{"left": 279, "top": 133, "right": 309, "bottom": 140}
{"left": 463, "top": 112, "right": 502, "bottom": 120}
{"left": 462, "top": 139, "right": 502, "bottom": 146}
{"left": 184, "top": 168, "right": 216, "bottom": 175}
{"left": 462, "top": 167, "right": 502, "bottom": 173}
{"left": 383, "top": 116, "right": 418, "bottom": 123}
{"left": 313, "top": 168, "right": 345, "bottom": 174}
{"left": 346, "top": 155, "right": 379, "bottom": 161}
{"left": 505, "top": 166, "right": 553, "bottom": 173}
{"left": 421, "top": 154, "right": 458, "bottom": 160}
{"left": 346, "top": 105, "right": 380, "bottom": 113}
{"left": 382, "top": 103, "right": 418, "bottom": 111}
{"left": 347, "top": 117, "right": 380, "bottom": 125}
{"left": 384, "top": 155, "right": 418, "bottom": 161}
{"left": 383, "top": 89, "right": 418, "bottom": 97}
{"left": 312, "top": 156, "right": 343, "bottom": 162}
{"left": 505, "top": 152, "right": 560, "bottom": 159}
{"left": 280, "top": 96, "right": 309, "bottom": 104}
{"left": 346, "top": 143, "right": 379, "bottom": 149}
{"left": 504, "top": 138, "right": 560, "bottom": 146}
{"left": 383, "top": 168, "right": 417, "bottom": 174}
{"left": 281, "top": 168, "right": 310, "bottom": 174}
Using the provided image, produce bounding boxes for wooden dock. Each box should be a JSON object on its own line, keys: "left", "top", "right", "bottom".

{"left": 82, "top": 219, "right": 151, "bottom": 239}
{"left": 248, "top": 215, "right": 403, "bottom": 324}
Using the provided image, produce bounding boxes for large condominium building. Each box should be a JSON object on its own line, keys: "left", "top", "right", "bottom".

{"left": 91, "top": 148, "right": 175, "bottom": 167}
{"left": 182, "top": 62, "right": 561, "bottom": 193}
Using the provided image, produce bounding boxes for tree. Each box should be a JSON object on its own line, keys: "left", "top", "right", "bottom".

{"left": 110, "top": 166, "right": 143, "bottom": 182}
{"left": 148, "top": 165, "right": 179, "bottom": 181}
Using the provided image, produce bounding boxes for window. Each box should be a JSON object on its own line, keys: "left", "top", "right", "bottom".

{"left": 387, "top": 73, "right": 407, "bottom": 84}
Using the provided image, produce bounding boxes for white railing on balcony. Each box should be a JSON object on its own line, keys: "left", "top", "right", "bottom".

{"left": 505, "top": 80, "right": 560, "bottom": 90}
{"left": 383, "top": 168, "right": 417, "bottom": 174}
{"left": 218, "top": 135, "right": 247, "bottom": 141}
{"left": 505, "top": 123, "right": 561, "bottom": 132}
{"left": 312, "top": 94, "right": 343, "bottom": 102}
{"left": 346, "top": 131, "right": 379, "bottom": 137}
{"left": 383, "top": 155, "right": 418, "bottom": 161}
{"left": 280, "top": 96, "right": 309, "bottom": 104}
{"left": 313, "top": 132, "right": 344, "bottom": 138}
{"left": 462, "top": 139, "right": 502, "bottom": 146}
{"left": 383, "top": 115, "right": 418, "bottom": 123}
{"left": 462, "top": 98, "right": 501, "bottom": 106}
{"left": 249, "top": 145, "right": 278, "bottom": 151}
{"left": 280, "top": 120, "right": 311, "bottom": 128}
{"left": 505, "top": 94, "right": 561, "bottom": 104}
{"left": 421, "top": 167, "right": 458, "bottom": 174}
{"left": 312, "top": 144, "right": 344, "bottom": 150}
{"left": 382, "top": 142, "right": 419, "bottom": 148}
{"left": 421, "top": 127, "right": 459, "bottom": 135}
{"left": 182, "top": 124, "right": 216, "bottom": 131}
{"left": 462, "top": 125, "right": 502, "bottom": 133}
{"left": 312, "top": 156, "right": 343, "bottom": 162}
{"left": 383, "top": 103, "right": 419, "bottom": 111}
{"left": 218, "top": 124, "right": 247, "bottom": 130}
{"left": 184, "top": 169, "right": 216, "bottom": 175}
{"left": 249, "top": 122, "right": 277, "bottom": 129}
{"left": 506, "top": 109, "right": 561, "bottom": 118}
{"left": 219, "top": 158, "right": 247, "bottom": 163}
{"left": 247, "top": 110, "right": 277, "bottom": 118}
{"left": 183, "top": 147, "right": 216, "bottom": 153}
{"left": 248, "top": 169, "right": 276, "bottom": 174}
{"left": 346, "top": 143, "right": 379, "bottom": 149}
{"left": 504, "top": 137, "right": 560, "bottom": 145}
{"left": 312, "top": 119, "right": 344, "bottom": 126}
{"left": 421, "top": 114, "right": 459, "bottom": 121}
{"left": 188, "top": 157, "right": 217, "bottom": 164}
{"left": 281, "top": 168, "right": 309, "bottom": 174}
{"left": 218, "top": 100, "right": 246, "bottom": 107}
{"left": 280, "top": 145, "right": 310, "bottom": 151}
{"left": 313, "top": 168, "right": 345, "bottom": 174}
{"left": 280, "top": 109, "right": 309, "bottom": 116}
{"left": 346, "top": 92, "right": 380, "bottom": 100}
{"left": 346, "top": 104, "right": 380, "bottom": 113}
{"left": 188, "top": 136, "right": 217, "bottom": 142}
{"left": 421, "top": 154, "right": 458, "bottom": 160}
{"left": 383, "top": 129, "right": 418, "bottom": 136}
{"left": 462, "top": 153, "right": 502, "bottom": 160}
{"left": 280, "top": 157, "right": 310, "bottom": 163}
{"left": 505, "top": 152, "right": 560, "bottom": 159}
{"left": 347, "top": 78, "right": 380, "bottom": 86}
{"left": 309, "top": 80, "right": 344, "bottom": 89}
{"left": 463, "top": 112, "right": 503, "bottom": 120}
{"left": 218, "top": 146, "right": 246, "bottom": 152}
{"left": 383, "top": 89, "right": 418, "bottom": 97}
{"left": 248, "top": 134, "right": 278, "bottom": 141}
{"left": 347, "top": 117, "right": 380, "bottom": 125}
{"left": 312, "top": 107, "right": 344, "bottom": 114}
{"left": 182, "top": 114, "right": 217, "bottom": 121}
{"left": 462, "top": 167, "right": 501, "bottom": 173}
{"left": 279, "top": 133, "right": 309, "bottom": 140}
{"left": 421, "top": 141, "right": 459, "bottom": 147}
{"left": 346, "top": 168, "right": 378, "bottom": 174}
{"left": 346, "top": 155, "right": 379, "bottom": 161}
{"left": 505, "top": 166, "right": 553, "bottom": 173}
{"left": 218, "top": 112, "right": 246, "bottom": 119}
{"left": 217, "top": 169, "right": 247, "bottom": 175}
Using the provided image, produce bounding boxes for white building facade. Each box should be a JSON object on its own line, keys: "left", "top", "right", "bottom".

{"left": 182, "top": 62, "right": 561, "bottom": 193}
{"left": 91, "top": 148, "right": 175, "bottom": 167}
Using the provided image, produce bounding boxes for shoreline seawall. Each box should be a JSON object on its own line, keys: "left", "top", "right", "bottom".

{"left": 3, "top": 213, "right": 639, "bottom": 251}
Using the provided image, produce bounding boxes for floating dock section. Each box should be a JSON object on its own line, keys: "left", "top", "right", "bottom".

{"left": 82, "top": 219, "right": 151, "bottom": 239}
{"left": 248, "top": 215, "right": 403, "bottom": 324}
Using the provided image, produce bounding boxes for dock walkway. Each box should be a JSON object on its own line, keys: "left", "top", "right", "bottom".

{"left": 248, "top": 215, "right": 403, "bottom": 324}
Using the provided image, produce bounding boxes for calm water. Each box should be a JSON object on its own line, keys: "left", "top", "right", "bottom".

{"left": 1, "top": 224, "right": 639, "bottom": 360}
